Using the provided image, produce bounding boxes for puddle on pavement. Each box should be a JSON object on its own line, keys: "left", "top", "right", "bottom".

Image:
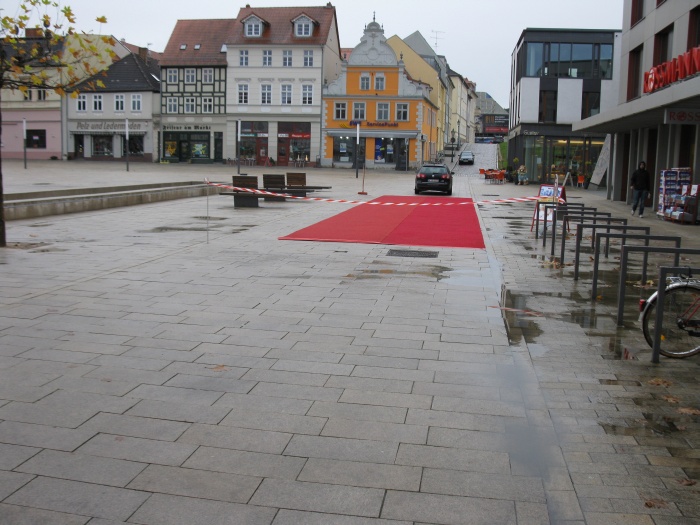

{"left": 346, "top": 264, "right": 450, "bottom": 280}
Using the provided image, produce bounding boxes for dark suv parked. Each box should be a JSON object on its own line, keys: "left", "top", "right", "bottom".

{"left": 415, "top": 163, "right": 454, "bottom": 195}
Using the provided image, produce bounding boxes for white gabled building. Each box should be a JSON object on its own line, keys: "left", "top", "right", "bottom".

{"left": 226, "top": 4, "right": 342, "bottom": 167}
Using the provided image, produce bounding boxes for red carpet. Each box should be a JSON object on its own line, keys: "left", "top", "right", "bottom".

{"left": 280, "top": 195, "right": 485, "bottom": 249}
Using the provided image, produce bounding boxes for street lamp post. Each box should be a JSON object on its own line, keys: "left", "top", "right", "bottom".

{"left": 457, "top": 120, "right": 460, "bottom": 149}
{"left": 450, "top": 129, "right": 455, "bottom": 161}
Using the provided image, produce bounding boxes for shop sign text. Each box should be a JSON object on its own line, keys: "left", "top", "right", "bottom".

{"left": 644, "top": 45, "right": 700, "bottom": 94}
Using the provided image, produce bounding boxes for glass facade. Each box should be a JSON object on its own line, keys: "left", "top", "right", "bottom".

{"left": 523, "top": 41, "right": 613, "bottom": 79}
{"left": 518, "top": 135, "right": 605, "bottom": 185}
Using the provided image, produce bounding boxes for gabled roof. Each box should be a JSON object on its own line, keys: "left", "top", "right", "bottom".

{"left": 160, "top": 18, "right": 237, "bottom": 67}
{"left": 70, "top": 52, "right": 160, "bottom": 93}
{"left": 228, "top": 5, "right": 337, "bottom": 46}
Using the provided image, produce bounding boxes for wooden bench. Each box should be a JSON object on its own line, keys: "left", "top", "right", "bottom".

{"left": 262, "top": 174, "right": 287, "bottom": 202}
{"left": 286, "top": 172, "right": 332, "bottom": 192}
{"left": 262, "top": 173, "right": 316, "bottom": 201}
{"left": 219, "top": 175, "right": 262, "bottom": 207}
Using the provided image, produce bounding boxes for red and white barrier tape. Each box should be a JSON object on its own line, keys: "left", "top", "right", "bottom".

{"left": 204, "top": 179, "right": 558, "bottom": 206}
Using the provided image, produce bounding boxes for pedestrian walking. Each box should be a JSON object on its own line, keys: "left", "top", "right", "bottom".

{"left": 630, "top": 160, "right": 651, "bottom": 217}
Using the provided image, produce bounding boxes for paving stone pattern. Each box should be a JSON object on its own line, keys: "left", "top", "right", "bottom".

{"left": 0, "top": 150, "right": 699, "bottom": 524}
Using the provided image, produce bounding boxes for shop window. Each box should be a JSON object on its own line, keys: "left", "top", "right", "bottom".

{"left": 333, "top": 136, "right": 355, "bottom": 162}
{"left": 627, "top": 45, "right": 643, "bottom": 100}
{"left": 25, "top": 129, "right": 46, "bottom": 149}
{"left": 123, "top": 135, "right": 144, "bottom": 156}
{"left": 93, "top": 135, "right": 113, "bottom": 156}
{"left": 335, "top": 102, "right": 346, "bottom": 120}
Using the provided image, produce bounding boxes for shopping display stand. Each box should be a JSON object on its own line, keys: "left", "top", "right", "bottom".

{"left": 530, "top": 183, "right": 567, "bottom": 231}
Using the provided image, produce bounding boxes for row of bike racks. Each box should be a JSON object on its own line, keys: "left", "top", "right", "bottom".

{"left": 534, "top": 200, "right": 699, "bottom": 362}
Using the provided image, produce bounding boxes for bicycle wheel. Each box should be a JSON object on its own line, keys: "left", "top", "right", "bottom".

{"left": 642, "top": 284, "right": 700, "bottom": 358}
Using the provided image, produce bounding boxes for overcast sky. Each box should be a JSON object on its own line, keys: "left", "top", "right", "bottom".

{"left": 12, "top": 0, "right": 624, "bottom": 106}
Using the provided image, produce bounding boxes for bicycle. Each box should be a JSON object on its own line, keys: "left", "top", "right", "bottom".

{"left": 639, "top": 272, "right": 700, "bottom": 358}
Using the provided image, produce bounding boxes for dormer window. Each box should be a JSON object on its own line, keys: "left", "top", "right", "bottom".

{"left": 245, "top": 18, "right": 262, "bottom": 37}
{"left": 295, "top": 16, "right": 312, "bottom": 37}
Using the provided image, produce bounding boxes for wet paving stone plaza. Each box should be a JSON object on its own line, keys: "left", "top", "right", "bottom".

{"left": 0, "top": 145, "right": 699, "bottom": 524}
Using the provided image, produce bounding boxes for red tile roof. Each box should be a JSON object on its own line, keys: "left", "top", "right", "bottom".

{"left": 160, "top": 19, "right": 237, "bottom": 66}
{"left": 228, "top": 5, "right": 337, "bottom": 46}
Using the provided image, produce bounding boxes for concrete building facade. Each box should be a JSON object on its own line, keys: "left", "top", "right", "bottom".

{"left": 574, "top": 0, "right": 700, "bottom": 207}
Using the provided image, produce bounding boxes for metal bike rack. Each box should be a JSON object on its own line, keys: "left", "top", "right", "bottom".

{"left": 552, "top": 211, "right": 613, "bottom": 259}
{"left": 539, "top": 206, "right": 603, "bottom": 247}
{"left": 572, "top": 223, "right": 651, "bottom": 279}
{"left": 616, "top": 246, "right": 700, "bottom": 326}
{"left": 552, "top": 210, "right": 616, "bottom": 263}
{"left": 559, "top": 218, "right": 650, "bottom": 274}
{"left": 591, "top": 233, "right": 681, "bottom": 299}
{"left": 557, "top": 212, "right": 627, "bottom": 262}
{"left": 534, "top": 201, "right": 586, "bottom": 241}
{"left": 649, "top": 266, "right": 700, "bottom": 363}
{"left": 541, "top": 203, "right": 587, "bottom": 253}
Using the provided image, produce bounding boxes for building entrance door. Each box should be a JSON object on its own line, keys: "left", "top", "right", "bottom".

{"left": 179, "top": 141, "right": 190, "bottom": 162}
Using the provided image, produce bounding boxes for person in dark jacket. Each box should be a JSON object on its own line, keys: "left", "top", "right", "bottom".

{"left": 630, "top": 161, "right": 652, "bottom": 217}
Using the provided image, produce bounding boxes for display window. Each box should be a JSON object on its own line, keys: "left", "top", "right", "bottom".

{"left": 93, "top": 135, "right": 113, "bottom": 156}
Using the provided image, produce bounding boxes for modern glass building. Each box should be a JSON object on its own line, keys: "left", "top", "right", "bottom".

{"left": 508, "top": 28, "right": 620, "bottom": 184}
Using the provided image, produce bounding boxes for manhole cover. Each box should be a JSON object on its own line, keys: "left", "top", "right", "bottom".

{"left": 387, "top": 249, "right": 438, "bottom": 258}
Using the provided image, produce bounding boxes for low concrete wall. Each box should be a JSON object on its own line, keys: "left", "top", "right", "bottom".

{"left": 5, "top": 183, "right": 214, "bottom": 220}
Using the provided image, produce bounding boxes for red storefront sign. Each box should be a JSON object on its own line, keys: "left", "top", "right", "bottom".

{"left": 664, "top": 108, "right": 700, "bottom": 124}
{"left": 643, "top": 45, "right": 700, "bottom": 94}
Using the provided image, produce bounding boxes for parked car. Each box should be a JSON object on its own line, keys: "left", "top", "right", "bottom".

{"left": 458, "top": 151, "right": 475, "bottom": 165}
{"left": 415, "top": 163, "right": 453, "bottom": 195}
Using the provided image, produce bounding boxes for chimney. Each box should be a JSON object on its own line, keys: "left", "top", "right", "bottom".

{"left": 138, "top": 47, "right": 148, "bottom": 61}
{"left": 25, "top": 28, "right": 43, "bottom": 38}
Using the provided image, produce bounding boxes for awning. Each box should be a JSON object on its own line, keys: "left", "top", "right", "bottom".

{"left": 326, "top": 129, "right": 420, "bottom": 139}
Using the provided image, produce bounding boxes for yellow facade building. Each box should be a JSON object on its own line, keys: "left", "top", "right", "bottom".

{"left": 321, "top": 18, "right": 437, "bottom": 169}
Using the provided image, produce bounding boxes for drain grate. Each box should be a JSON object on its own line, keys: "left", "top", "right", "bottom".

{"left": 387, "top": 249, "right": 438, "bottom": 258}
